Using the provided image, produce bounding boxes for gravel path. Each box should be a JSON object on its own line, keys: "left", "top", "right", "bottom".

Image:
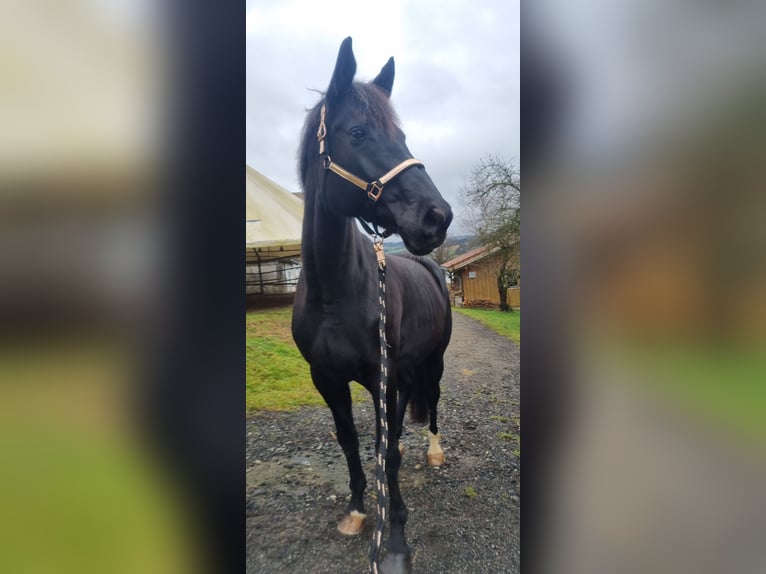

{"left": 246, "top": 311, "right": 520, "bottom": 574}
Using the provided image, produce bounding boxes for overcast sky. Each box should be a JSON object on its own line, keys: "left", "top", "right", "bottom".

{"left": 246, "top": 0, "right": 520, "bottom": 235}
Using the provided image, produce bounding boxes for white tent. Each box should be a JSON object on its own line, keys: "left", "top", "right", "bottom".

{"left": 246, "top": 165, "right": 303, "bottom": 261}
{"left": 246, "top": 166, "right": 303, "bottom": 294}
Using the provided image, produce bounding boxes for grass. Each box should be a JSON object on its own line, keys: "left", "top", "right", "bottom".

{"left": 492, "top": 415, "right": 520, "bottom": 457}
{"left": 498, "top": 430, "right": 520, "bottom": 457}
{"left": 463, "top": 485, "right": 478, "bottom": 499}
{"left": 453, "top": 308, "right": 520, "bottom": 344}
{"left": 246, "top": 306, "right": 367, "bottom": 413}
{"left": 246, "top": 307, "right": 321, "bottom": 412}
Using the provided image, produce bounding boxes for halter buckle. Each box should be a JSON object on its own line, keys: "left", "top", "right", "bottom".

{"left": 367, "top": 181, "right": 383, "bottom": 202}
{"left": 317, "top": 104, "right": 328, "bottom": 156}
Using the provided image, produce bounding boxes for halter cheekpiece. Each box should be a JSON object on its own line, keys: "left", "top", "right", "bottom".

{"left": 316, "top": 103, "right": 424, "bottom": 202}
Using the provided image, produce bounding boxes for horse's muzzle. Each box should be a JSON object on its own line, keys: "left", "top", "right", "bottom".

{"left": 423, "top": 206, "right": 450, "bottom": 232}
{"left": 416, "top": 204, "right": 452, "bottom": 252}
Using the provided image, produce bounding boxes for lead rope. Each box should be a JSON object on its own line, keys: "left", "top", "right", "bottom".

{"left": 369, "top": 236, "right": 388, "bottom": 574}
{"left": 317, "top": 105, "right": 390, "bottom": 571}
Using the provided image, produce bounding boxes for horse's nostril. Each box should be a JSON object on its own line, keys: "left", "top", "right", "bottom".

{"left": 424, "top": 207, "right": 446, "bottom": 230}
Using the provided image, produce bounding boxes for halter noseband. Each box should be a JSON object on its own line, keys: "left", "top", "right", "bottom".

{"left": 316, "top": 103, "right": 424, "bottom": 202}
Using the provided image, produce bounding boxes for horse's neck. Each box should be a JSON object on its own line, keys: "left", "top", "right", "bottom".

{"left": 301, "top": 187, "right": 374, "bottom": 306}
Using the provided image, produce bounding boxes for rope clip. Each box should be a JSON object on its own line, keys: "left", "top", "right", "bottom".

{"left": 373, "top": 237, "right": 386, "bottom": 269}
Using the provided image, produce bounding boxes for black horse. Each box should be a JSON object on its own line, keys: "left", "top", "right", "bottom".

{"left": 292, "top": 38, "right": 453, "bottom": 572}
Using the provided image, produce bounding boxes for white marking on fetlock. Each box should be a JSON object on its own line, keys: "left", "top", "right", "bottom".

{"left": 427, "top": 431, "right": 445, "bottom": 466}
{"left": 337, "top": 510, "right": 366, "bottom": 535}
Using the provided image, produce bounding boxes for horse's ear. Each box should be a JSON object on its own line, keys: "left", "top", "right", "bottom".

{"left": 328, "top": 37, "right": 356, "bottom": 101}
{"left": 372, "top": 57, "right": 395, "bottom": 97}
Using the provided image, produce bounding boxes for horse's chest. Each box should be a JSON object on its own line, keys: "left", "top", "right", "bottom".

{"left": 298, "top": 313, "right": 377, "bottom": 376}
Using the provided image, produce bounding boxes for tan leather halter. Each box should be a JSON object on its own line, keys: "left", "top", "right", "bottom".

{"left": 316, "top": 103, "right": 423, "bottom": 202}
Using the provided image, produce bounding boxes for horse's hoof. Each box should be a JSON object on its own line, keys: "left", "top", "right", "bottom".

{"left": 337, "top": 510, "right": 365, "bottom": 535}
{"left": 427, "top": 431, "right": 444, "bottom": 466}
{"left": 380, "top": 552, "right": 412, "bottom": 574}
{"left": 427, "top": 452, "right": 445, "bottom": 466}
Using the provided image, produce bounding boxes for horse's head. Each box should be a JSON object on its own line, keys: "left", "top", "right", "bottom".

{"left": 303, "top": 37, "right": 452, "bottom": 256}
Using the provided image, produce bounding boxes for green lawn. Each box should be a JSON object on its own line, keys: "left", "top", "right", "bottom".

{"left": 453, "top": 307, "right": 520, "bottom": 344}
{"left": 246, "top": 306, "right": 367, "bottom": 413}
{"left": 246, "top": 307, "right": 322, "bottom": 412}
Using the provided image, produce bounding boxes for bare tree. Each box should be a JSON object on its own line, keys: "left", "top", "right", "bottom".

{"left": 429, "top": 242, "right": 451, "bottom": 265}
{"left": 460, "top": 154, "right": 520, "bottom": 311}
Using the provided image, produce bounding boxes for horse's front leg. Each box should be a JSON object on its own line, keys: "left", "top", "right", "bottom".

{"left": 395, "top": 387, "right": 410, "bottom": 457}
{"left": 381, "top": 383, "right": 412, "bottom": 574}
{"left": 313, "top": 369, "right": 367, "bottom": 536}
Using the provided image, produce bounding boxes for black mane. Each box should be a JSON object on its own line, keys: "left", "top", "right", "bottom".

{"left": 298, "top": 82, "right": 400, "bottom": 186}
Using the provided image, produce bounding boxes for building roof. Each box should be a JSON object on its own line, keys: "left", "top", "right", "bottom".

{"left": 246, "top": 165, "right": 303, "bottom": 262}
{"left": 441, "top": 244, "right": 500, "bottom": 272}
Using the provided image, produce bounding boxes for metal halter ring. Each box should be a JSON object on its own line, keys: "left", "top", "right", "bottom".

{"left": 367, "top": 181, "right": 383, "bottom": 202}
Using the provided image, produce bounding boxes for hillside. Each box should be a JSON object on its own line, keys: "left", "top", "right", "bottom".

{"left": 384, "top": 234, "right": 478, "bottom": 264}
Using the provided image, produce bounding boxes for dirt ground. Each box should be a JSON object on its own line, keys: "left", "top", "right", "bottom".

{"left": 246, "top": 311, "right": 520, "bottom": 574}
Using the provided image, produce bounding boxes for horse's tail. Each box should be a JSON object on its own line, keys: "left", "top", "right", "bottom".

{"left": 397, "top": 253, "right": 450, "bottom": 424}
{"left": 408, "top": 385, "right": 429, "bottom": 424}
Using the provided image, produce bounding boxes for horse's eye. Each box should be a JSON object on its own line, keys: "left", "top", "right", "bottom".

{"left": 349, "top": 127, "right": 366, "bottom": 140}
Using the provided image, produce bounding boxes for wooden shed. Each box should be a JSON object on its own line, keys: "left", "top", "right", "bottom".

{"left": 442, "top": 244, "right": 520, "bottom": 309}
